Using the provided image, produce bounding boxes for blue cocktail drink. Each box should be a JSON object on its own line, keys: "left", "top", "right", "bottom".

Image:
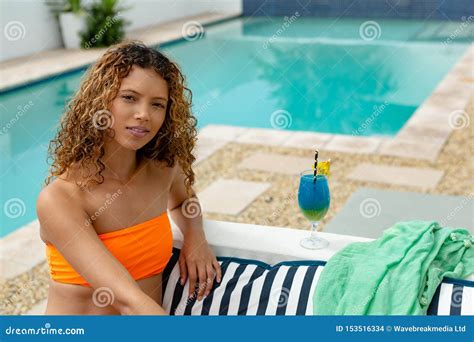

{"left": 298, "top": 171, "right": 330, "bottom": 249}
{"left": 298, "top": 174, "right": 330, "bottom": 220}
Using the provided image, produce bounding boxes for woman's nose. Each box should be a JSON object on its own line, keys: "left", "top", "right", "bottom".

{"left": 133, "top": 106, "right": 150, "bottom": 121}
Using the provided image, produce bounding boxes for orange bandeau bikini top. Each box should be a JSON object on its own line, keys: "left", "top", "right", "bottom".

{"left": 45, "top": 212, "right": 173, "bottom": 287}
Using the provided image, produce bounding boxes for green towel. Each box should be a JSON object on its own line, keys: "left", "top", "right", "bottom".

{"left": 313, "top": 221, "right": 474, "bottom": 315}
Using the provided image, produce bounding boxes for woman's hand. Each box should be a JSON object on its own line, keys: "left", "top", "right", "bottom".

{"left": 178, "top": 229, "right": 222, "bottom": 301}
{"left": 167, "top": 164, "right": 222, "bottom": 301}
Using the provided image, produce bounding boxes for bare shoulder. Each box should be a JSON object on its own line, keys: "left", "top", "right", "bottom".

{"left": 36, "top": 178, "right": 87, "bottom": 242}
{"left": 37, "top": 178, "right": 81, "bottom": 209}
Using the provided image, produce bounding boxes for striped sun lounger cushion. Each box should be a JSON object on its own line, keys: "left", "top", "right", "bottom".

{"left": 162, "top": 248, "right": 474, "bottom": 315}
{"left": 161, "top": 248, "right": 324, "bottom": 315}
{"left": 427, "top": 278, "right": 474, "bottom": 316}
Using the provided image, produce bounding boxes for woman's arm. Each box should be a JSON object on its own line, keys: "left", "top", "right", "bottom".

{"left": 167, "top": 165, "right": 222, "bottom": 301}
{"left": 37, "top": 183, "right": 166, "bottom": 315}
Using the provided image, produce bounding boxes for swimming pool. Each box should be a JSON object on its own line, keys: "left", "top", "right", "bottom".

{"left": 0, "top": 16, "right": 471, "bottom": 236}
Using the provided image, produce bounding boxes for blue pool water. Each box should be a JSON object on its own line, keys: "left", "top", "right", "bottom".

{"left": 0, "top": 17, "right": 471, "bottom": 236}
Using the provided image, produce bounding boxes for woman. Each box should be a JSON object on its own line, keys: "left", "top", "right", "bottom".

{"left": 37, "top": 40, "right": 221, "bottom": 315}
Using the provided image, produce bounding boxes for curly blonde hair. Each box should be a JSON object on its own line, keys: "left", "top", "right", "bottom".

{"left": 46, "top": 40, "right": 197, "bottom": 193}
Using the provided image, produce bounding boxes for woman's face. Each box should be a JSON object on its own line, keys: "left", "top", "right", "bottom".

{"left": 108, "top": 65, "right": 169, "bottom": 151}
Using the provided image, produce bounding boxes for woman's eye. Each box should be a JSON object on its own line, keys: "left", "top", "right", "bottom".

{"left": 153, "top": 103, "right": 165, "bottom": 108}
{"left": 122, "top": 95, "right": 134, "bottom": 101}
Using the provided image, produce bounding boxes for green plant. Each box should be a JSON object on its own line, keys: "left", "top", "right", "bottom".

{"left": 80, "top": 0, "right": 130, "bottom": 48}
{"left": 46, "top": 0, "right": 83, "bottom": 15}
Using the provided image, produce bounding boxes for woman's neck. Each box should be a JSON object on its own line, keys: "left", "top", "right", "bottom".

{"left": 102, "top": 139, "right": 142, "bottom": 184}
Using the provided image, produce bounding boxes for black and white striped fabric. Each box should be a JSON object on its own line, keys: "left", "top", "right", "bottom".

{"left": 161, "top": 249, "right": 473, "bottom": 316}
{"left": 427, "top": 278, "right": 474, "bottom": 316}
{"left": 161, "top": 248, "right": 324, "bottom": 315}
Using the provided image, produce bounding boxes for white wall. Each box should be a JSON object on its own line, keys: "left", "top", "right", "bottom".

{"left": 0, "top": 0, "right": 242, "bottom": 62}
{"left": 121, "top": 0, "right": 242, "bottom": 31}
{"left": 0, "top": 0, "right": 63, "bottom": 62}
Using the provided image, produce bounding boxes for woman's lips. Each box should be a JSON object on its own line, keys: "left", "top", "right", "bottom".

{"left": 126, "top": 127, "right": 149, "bottom": 138}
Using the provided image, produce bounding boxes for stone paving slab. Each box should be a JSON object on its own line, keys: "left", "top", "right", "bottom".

{"left": 396, "top": 124, "right": 452, "bottom": 141}
{"left": 198, "top": 179, "right": 271, "bottom": 215}
{"left": 377, "top": 138, "right": 445, "bottom": 162}
{"left": 0, "top": 220, "right": 44, "bottom": 280}
{"left": 236, "top": 128, "right": 294, "bottom": 146}
{"left": 324, "top": 135, "right": 382, "bottom": 154}
{"left": 237, "top": 152, "right": 312, "bottom": 175}
{"left": 347, "top": 163, "right": 444, "bottom": 190}
{"left": 324, "top": 188, "right": 473, "bottom": 239}
{"left": 198, "top": 125, "right": 248, "bottom": 141}
{"left": 282, "top": 131, "right": 332, "bottom": 149}
{"left": 194, "top": 137, "right": 228, "bottom": 165}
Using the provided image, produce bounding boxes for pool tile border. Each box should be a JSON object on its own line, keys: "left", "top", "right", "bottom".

{"left": 381, "top": 44, "right": 473, "bottom": 161}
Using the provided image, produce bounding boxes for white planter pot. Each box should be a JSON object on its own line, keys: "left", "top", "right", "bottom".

{"left": 59, "top": 12, "right": 86, "bottom": 49}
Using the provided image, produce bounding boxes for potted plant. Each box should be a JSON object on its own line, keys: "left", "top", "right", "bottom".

{"left": 46, "top": 0, "right": 86, "bottom": 49}
{"left": 80, "top": 0, "right": 130, "bottom": 49}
